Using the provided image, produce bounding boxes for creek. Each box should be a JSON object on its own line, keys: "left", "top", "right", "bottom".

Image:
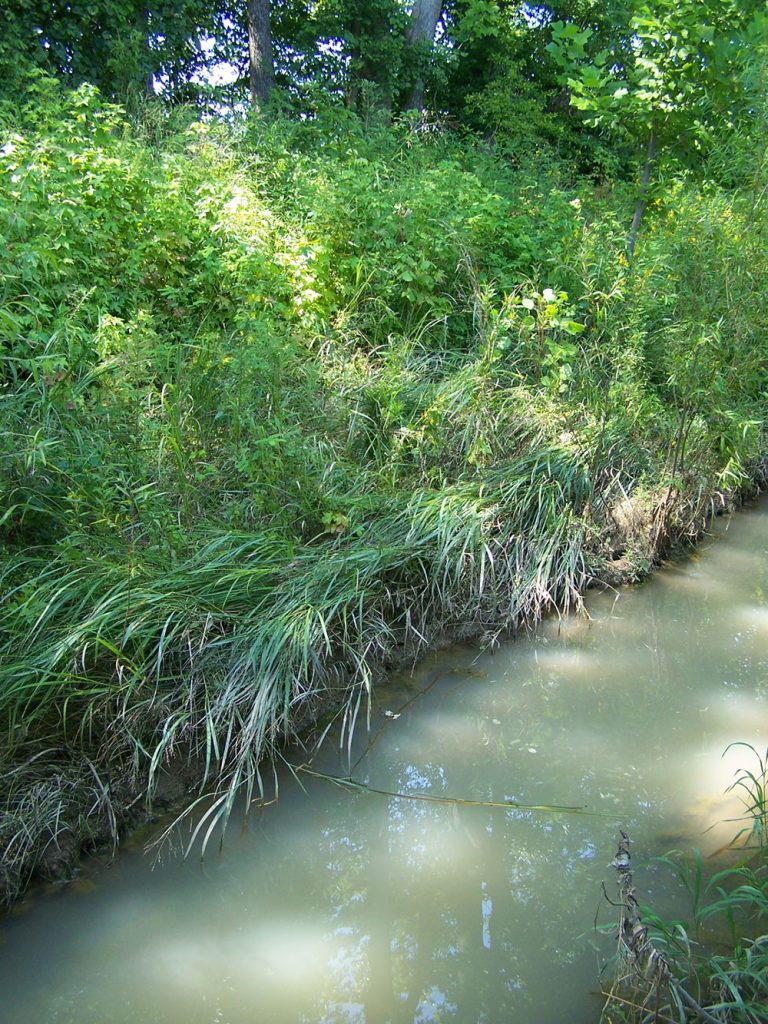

{"left": 2, "top": 501, "right": 768, "bottom": 1024}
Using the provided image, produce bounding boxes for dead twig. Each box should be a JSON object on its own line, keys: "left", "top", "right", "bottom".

{"left": 600, "top": 832, "right": 725, "bottom": 1024}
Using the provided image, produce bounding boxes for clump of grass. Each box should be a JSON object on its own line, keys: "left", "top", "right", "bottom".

{"left": 726, "top": 743, "right": 768, "bottom": 851}
{"left": 1, "top": 446, "right": 593, "bottom": 855}
{"left": 0, "top": 747, "right": 118, "bottom": 908}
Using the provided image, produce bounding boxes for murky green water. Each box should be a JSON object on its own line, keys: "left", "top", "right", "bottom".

{"left": 2, "top": 503, "right": 768, "bottom": 1024}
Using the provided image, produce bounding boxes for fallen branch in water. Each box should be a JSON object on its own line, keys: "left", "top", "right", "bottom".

{"left": 292, "top": 765, "right": 623, "bottom": 818}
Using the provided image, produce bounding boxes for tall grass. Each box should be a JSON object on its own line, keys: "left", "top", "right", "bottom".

{"left": 1, "top": 446, "right": 592, "bottom": 857}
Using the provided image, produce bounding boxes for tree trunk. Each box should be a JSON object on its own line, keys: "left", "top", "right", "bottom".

{"left": 346, "top": 6, "right": 393, "bottom": 116}
{"left": 403, "top": 0, "right": 442, "bottom": 111}
{"left": 246, "top": 0, "right": 274, "bottom": 112}
{"left": 626, "top": 130, "right": 656, "bottom": 260}
{"left": 345, "top": 15, "right": 363, "bottom": 110}
{"left": 142, "top": 6, "right": 155, "bottom": 98}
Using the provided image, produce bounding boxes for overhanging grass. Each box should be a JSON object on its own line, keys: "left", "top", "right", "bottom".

{"left": 0, "top": 447, "right": 591, "bottom": 841}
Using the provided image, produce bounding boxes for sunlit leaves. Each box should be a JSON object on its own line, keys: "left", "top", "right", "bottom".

{"left": 549, "top": 0, "right": 768, "bottom": 153}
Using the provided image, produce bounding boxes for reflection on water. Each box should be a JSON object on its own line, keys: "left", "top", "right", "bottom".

{"left": 2, "top": 502, "right": 768, "bottom": 1023}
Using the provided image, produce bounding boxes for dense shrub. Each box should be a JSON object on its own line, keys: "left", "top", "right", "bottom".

{"left": 1, "top": 79, "right": 767, "bottom": 904}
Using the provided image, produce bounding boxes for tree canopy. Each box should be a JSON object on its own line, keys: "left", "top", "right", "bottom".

{"left": 4, "top": 0, "right": 764, "bottom": 157}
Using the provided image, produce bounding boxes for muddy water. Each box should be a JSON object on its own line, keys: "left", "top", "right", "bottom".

{"left": 2, "top": 504, "right": 768, "bottom": 1024}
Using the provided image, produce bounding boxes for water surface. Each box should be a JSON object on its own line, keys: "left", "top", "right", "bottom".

{"left": 2, "top": 502, "right": 768, "bottom": 1024}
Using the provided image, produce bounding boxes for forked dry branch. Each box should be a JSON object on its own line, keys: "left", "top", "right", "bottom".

{"left": 601, "top": 832, "right": 724, "bottom": 1024}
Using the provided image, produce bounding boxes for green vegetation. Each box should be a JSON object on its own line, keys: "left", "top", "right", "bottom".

{"left": 1, "top": 3, "right": 767, "bottom": 956}
{"left": 601, "top": 746, "right": 768, "bottom": 1024}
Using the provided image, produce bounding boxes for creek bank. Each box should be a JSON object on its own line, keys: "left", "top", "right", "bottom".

{"left": 6, "top": 498, "right": 768, "bottom": 1024}
{"left": 2, "top": 466, "right": 766, "bottom": 913}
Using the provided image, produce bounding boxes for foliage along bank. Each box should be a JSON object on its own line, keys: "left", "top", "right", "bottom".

{"left": 1, "top": 76, "right": 767, "bottom": 907}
